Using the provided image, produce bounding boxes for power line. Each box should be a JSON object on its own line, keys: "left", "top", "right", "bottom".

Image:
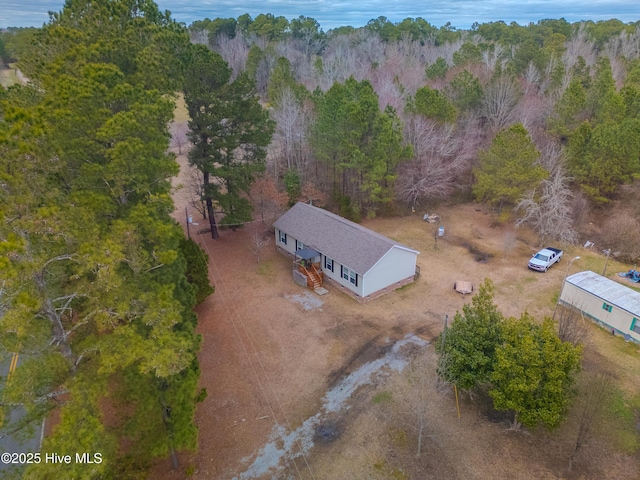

{"left": 193, "top": 226, "right": 316, "bottom": 479}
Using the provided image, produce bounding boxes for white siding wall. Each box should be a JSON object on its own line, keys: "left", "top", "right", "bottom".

{"left": 275, "top": 229, "right": 297, "bottom": 255}
{"left": 322, "top": 255, "right": 363, "bottom": 296}
{"left": 362, "top": 247, "right": 417, "bottom": 297}
{"left": 321, "top": 255, "right": 340, "bottom": 282}
{"left": 560, "top": 282, "right": 640, "bottom": 342}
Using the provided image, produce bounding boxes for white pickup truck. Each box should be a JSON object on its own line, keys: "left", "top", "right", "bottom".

{"left": 528, "top": 247, "right": 563, "bottom": 272}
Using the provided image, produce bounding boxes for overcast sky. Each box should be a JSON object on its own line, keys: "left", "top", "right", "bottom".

{"left": 2, "top": 0, "right": 639, "bottom": 30}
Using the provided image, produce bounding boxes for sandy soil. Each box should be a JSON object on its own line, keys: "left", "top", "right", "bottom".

{"left": 152, "top": 150, "right": 640, "bottom": 479}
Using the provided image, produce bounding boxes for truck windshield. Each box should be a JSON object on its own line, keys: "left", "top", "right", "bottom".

{"left": 534, "top": 254, "right": 548, "bottom": 261}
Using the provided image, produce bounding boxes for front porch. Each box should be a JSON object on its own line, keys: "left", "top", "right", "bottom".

{"left": 292, "top": 248, "right": 325, "bottom": 291}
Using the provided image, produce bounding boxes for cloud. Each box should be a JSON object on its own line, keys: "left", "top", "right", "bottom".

{"left": 2, "top": 0, "right": 638, "bottom": 30}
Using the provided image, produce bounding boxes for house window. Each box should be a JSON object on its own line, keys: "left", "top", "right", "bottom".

{"left": 632, "top": 318, "right": 640, "bottom": 335}
{"left": 296, "top": 240, "right": 306, "bottom": 251}
{"left": 602, "top": 302, "right": 613, "bottom": 313}
{"left": 324, "top": 256, "right": 334, "bottom": 272}
{"left": 341, "top": 266, "right": 358, "bottom": 286}
{"left": 279, "top": 231, "right": 287, "bottom": 245}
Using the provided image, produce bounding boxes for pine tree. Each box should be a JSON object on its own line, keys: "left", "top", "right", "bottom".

{"left": 1, "top": 1, "right": 208, "bottom": 476}
{"left": 473, "top": 123, "right": 548, "bottom": 210}
{"left": 185, "top": 46, "right": 274, "bottom": 236}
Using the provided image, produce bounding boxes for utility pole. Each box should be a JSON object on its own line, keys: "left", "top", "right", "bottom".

{"left": 185, "top": 207, "right": 191, "bottom": 240}
{"left": 602, "top": 249, "right": 611, "bottom": 276}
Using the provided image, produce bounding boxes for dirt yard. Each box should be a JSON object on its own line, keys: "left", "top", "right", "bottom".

{"left": 155, "top": 150, "right": 640, "bottom": 479}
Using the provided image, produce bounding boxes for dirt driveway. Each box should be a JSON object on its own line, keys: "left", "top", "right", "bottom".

{"left": 156, "top": 154, "right": 639, "bottom": 479}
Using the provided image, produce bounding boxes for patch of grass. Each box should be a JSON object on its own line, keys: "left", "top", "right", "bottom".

{"left": 396, "top": 281, "right": 416, "bottom": 293}
{"left": 581, "top": 255, "right": 606, "bottom": 275}
{"left": 612, "top": 336, "right": 640, "bottom": 357}
{"left": 257, "top": 260, "right": 273, "bottom": 276}
{"left": 373, "top": 459, "right": 408, "bottom": 480}
{"left": 523, "top": 276, "right": 537, "bottom": 283}
{"left": 372, "top": 391, "right": 393, "bottom": 404}
{"left": 388, "top": 427, "right": 408, "bottom": 449}
{"left": 600, "top": 387, "right": 640, "bottom": 454}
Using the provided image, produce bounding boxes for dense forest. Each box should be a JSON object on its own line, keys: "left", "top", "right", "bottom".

{"left": 185, "top": 14, "right": 640, "bottom": 258}
{"left": 1, "top": 3, "right": 640, "bottom": 478}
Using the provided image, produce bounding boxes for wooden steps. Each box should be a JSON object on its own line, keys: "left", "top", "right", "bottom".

{"left": 301, "top": 264, "right": 323, "bottom": 290}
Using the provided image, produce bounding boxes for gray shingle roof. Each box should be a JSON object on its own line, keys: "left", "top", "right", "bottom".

{"left": 567, "top": 270, "right": 640, "bottom": 316}
{"left": 273, "top": 202, "right": 418, "bottom": 275}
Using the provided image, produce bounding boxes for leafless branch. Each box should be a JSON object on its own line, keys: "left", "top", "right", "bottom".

{"left": 516, "top": 167, "right": 579, "bottom": 245}
{"left": 556, "top": 304, "right": 590, "bottom": 346}
{"left": 396, "top": 116, "right": 477, "bottom": 207}
{"left": 569, "top": 372, "right": 612, "bottom": 471}
{"left": 248, "top": 227, "right": 271, "bottom": 264}
{"left": 481, "top": 76, "right": 522, "bottom": 129}
{"left": 169, "top": 122, "right": 190, "bottom": 155}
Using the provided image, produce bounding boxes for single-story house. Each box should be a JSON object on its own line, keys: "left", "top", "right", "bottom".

{"left": 559, "top": 270, "right": 640, "bottom": 343}
{"left": 273, "top": 202, "right": 420, "bottom": 301}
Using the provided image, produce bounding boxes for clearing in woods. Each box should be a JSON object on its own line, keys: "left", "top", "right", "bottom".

{"left": 155, "top": 150, "right": 640, "bottom": 479}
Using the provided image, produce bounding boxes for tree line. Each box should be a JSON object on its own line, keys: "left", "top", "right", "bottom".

{"left": 180, "top": 14, "right": 640, "bottom": 258}
{"left": 1, "top": 0, "right": 214, "bottom": 477}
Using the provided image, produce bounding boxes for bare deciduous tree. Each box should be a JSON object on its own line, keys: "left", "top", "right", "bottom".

{"left": 395, "top": 347, "right": 438, "bottom": 456}
{"left": 601, "top": 209, "right": 640, "bottom": 262}
{"left": 619, "top": 27, "right": 640, "bottom": 60}
{"left": 523, "top": 61, "right": 540, "bottom": 94}
{"left": 169, "top": 122, "right": 190, "bottom": 155}
{"left": 512, "top": 90, "right": 551, "bottom": 133}
{"left": 248, "top": 225, "right": 271, "bottom": 264}
{"left": 568, "top": 372, "right": 613, "bottom": 471}
{"left": 396, "top": 116, "right": 476, "bottom": 207}
{"left": 481, "top": 76, "right": 522, "bottom": 129}
{"left": 563, "top": 23, "right": 597, "bottom": 71}
{"left": 571, "top": 191, "right": 590, "bottom": 232}
{"left": 269, "top": 87, "right": 313, "bottom": 180}
{"left": 371, "top": 65, "right": 406, "bottom": 111}
{"left": 516, "top": 168, "right": 579, "bottom": 245}
{"left": 185, "top": 166, "right": 207, "bottom": 219}
{"left": 188, "top": 29, "right": 209, "bottom": 46}
{"left": 354, "top": 29, "right": 385, "bottom": 66}
{"left": 556, "top": 304, "right": 590, "bottom": 347}
{"left": 536, "top": 138, "right": 565, "bottom": 173}
{"left": 299, "top": 182, "right": 328, "bottom": 207}
{"left": 216, "top": 31, "right": 249, "bottom": 78}
{"left": 249, "top": 175, "right": 288, "bottom": 224}
{"left": 482, "top": 43, "right": 505, "bottom": 72}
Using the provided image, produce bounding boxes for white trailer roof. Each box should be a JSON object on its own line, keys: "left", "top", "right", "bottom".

{"left": 566, "top": 270, "right": 640, "bottom": 316}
